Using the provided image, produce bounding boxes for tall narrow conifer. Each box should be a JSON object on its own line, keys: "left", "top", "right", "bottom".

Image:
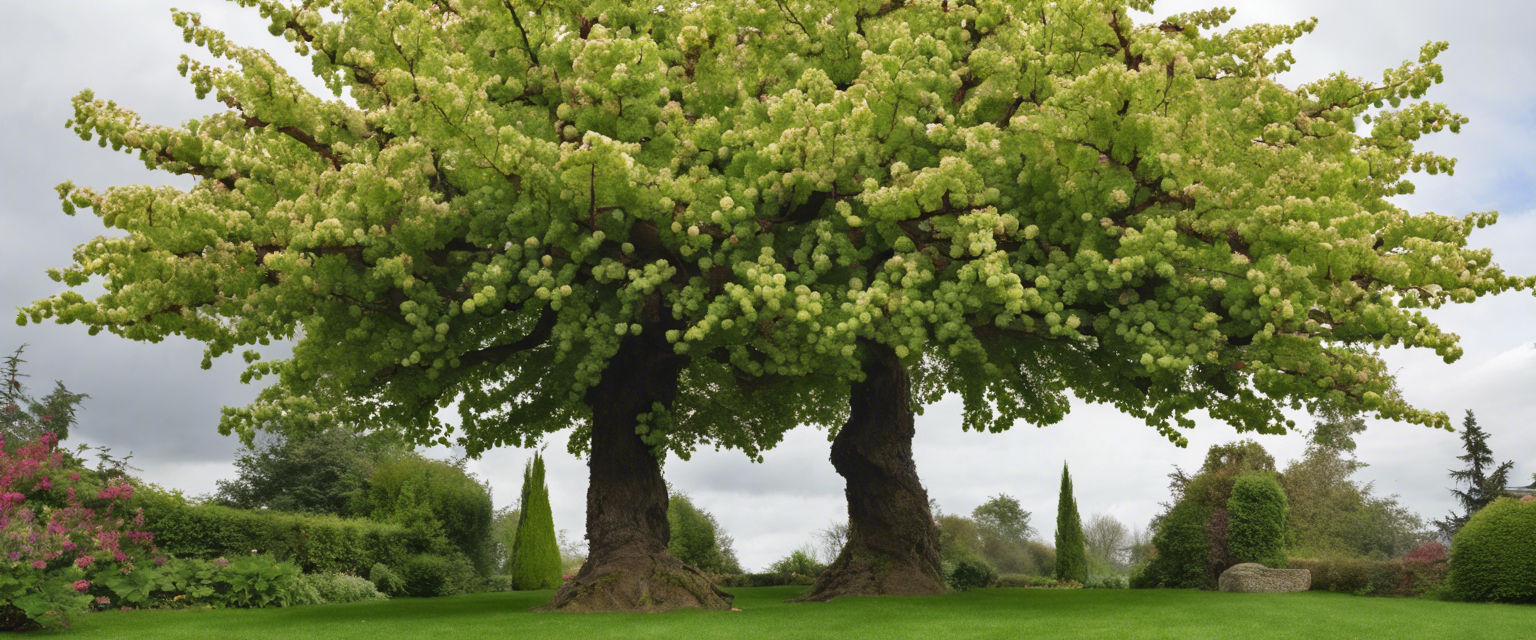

{"left": 510, "top": 452, "right": 562, "bottom": 590}
{"left": 1055, "top": 463, "right": 1087, "bottom": 583}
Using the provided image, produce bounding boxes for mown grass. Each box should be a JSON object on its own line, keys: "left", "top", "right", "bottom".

{"left": 53, "top": 586, "right": 1536, "bottom": 639}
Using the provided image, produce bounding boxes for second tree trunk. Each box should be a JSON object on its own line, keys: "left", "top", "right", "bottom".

{"left": 794, "top": 342, "right": 945, "bottom": 601}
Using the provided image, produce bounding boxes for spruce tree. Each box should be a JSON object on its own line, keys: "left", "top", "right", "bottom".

{"left": 1055, "top": 463, "right": 1087, "bottom": 583}
{"left": 1437, "top": 411, "right": 1515, "bottom": 537}
{"left": 510, "top": 452, "right": 562, "bottom": 590}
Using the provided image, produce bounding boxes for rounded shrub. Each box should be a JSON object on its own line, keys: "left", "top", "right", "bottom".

{"left": 1227, "top": 473, "right": 1287, "bottom": 568}
{"left": 945, "top": 552, "right": 998, "bottom": 591}
{"left": 1448, "top": 498, "right": 1536, "bottom": 603}
{"left": 1139, "top": 501, "right": 1212, "bottom": 588}
{"left": 302, "top": 573, "right": 388, "bottom": 604}
{"left": 369, "top": 562, "right": 406, "bottom": 597}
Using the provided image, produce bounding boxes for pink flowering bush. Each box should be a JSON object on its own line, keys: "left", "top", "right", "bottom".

{"left": 1, "top": 433, "right": 160, "bottom": 630}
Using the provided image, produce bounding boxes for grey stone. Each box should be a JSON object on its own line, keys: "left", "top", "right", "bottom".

{"left": 1218, "top": 563, "right": 1311, "bottom": 593}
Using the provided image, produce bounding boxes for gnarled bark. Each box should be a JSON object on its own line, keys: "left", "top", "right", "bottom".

{"left": 542, "top": 331, "right": 733, "bottom": 613}
{"left": 794, "top": 342, "right": 944, "bottom": 601}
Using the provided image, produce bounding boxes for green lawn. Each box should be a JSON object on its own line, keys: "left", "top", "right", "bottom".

{"left": 52, "top": 586, "right": 1536, "bottom": 639}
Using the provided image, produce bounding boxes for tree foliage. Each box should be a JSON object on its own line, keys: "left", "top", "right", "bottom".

{"left": 22, "top": 0, "right": 1526, "bottom": 477}
{"left": 1055, "top": 464, "right": 1086, "bottom": 583}
{"left": 510, "top": 452, "right": 561, "bottom": 589}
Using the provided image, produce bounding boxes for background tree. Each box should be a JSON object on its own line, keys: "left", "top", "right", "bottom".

{"left": 1055, "top": 464, "right": 1087, "bottom": 583}
{"left": 0, "top": 346, "right": 88, "bottom": 446}
{"left": 667, "top": 491, "right": 742, "bottom": 575}
{"left": 213, "top": 426, "right": 387, "bottom": 515}
{"left": 817, "top": 522, "right": 850, "bottom": 567}
{"left": 489, "top": 505, "right": 521, "bottom": 574}
{"left": 1437, "top": 411, "right": 1515, "bottom": 538}
{"left": 1082, "top": 513, "right": 1131, "bottom": 572}
{"left": 510, "top": 452, "right": 562, "bottom": 590}
{"left": 1281, "top": 410, "right": 1426, "bottom": 558}
{"left": 972, "top": 495, "right": 1036, "bottom": 573}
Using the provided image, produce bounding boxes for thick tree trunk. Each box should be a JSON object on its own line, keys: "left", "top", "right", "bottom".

{"left": 794, "top": 342, "right": 945, "bottom": 601}
{"left": 542, "top": 332, "right": 733, "bottom": 613}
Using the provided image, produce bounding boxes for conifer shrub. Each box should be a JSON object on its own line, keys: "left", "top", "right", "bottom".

{"left": 1054, "top": 464, "right": 1087, "bottom": 584}
{"left": 509, "top": 453, "right": 562, "bottom": 590}
{"left": 1227, "top": 473, "right": 1288, "bottom": 568}
{"left": 1448, "top": 498, "right": 1536, "bottom": 603}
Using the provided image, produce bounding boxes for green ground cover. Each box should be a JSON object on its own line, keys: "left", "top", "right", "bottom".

{"left": 53, "top": 586, "right": 1536, "bottom": 639}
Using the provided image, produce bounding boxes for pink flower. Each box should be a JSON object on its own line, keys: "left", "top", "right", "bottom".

{"left": 5, "top": 552, "right": 18, "bottom": 562}
{"left": 32, "top": 476, "right": 52, "bottom": 491}
{"left": 68, "top": 473, "right": 80, "bottom": 482}
{"left": 113, "top": 551, "right": 127, "bottom": 562}
{"left": 72, "top": 580, "right": 91, "bottom": 593}
{"left": 75, "top": 555, "right": 95, "bottom": 568}
{"left": 31, "top": 560, "right": 46, "bottom": 569}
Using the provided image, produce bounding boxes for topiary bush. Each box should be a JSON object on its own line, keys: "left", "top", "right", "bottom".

{"left": 1448, "top": 498, "right": 1536, "bottom": 603}
{"left": 1138, "top": 501, "right": 1212, "bottom": 589}
{"left": 1227, "top": 473, "right": 1288, "bottom": 568}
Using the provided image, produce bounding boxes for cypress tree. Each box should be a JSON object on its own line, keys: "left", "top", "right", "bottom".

{"left": 510, "top": 452, "right": 563, "bottom": 590}
{"left": 1055, "top": 463, "right": 1087, "bottom": 583}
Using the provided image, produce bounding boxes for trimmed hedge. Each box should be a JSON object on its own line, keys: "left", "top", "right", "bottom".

{"left": 1448, "top": 498, "right": 1536, "bottom": 603}
{"left": 1287, "top": 545, "right": 1448, "bottom": 598}
{"left": 712, "top": 573, "right": 815, "bottom": 588}
{"left": 136, "top": 491, "right": 429, "bottom": 576}
{"left": 1227, "top": 473, "right": 1287, "bottom": 568}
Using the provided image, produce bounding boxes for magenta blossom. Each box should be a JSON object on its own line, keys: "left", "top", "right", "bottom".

{"left": 75, "top": 555, "right": 94, "bottom": 568}
{"left": 31, "top": 560, "right": 46, "bottom": 569}
{"left": 72, "top": 580, "right": 90, "bottom": 593}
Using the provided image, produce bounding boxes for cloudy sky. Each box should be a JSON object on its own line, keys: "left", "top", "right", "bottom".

{"left": 2, "top": 0, "right": 1533, "bottom": 572}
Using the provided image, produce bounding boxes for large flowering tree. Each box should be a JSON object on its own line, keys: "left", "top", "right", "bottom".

{"left": 23, "top": 0, "right": 1526, "bottom": 609}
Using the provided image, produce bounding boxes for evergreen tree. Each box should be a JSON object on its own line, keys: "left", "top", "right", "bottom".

{"left": 1, "top": 346, "right": 88, "bottom": 445}
{"left": 510, "top": 452, "right": 562, "bottom": 590}
{"left": 1437, "top": 411, "right": 1514, "bottom": 537}
{"left": 1055, "top": 464, "right": 1087, "bottom": 583}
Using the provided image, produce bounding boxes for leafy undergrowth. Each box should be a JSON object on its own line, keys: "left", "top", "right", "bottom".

{"left": 50, "top": 586, "right": 1536, "bottom": 639}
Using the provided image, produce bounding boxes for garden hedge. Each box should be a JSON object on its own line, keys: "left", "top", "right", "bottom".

{"left": 137, "top": 491, "right": 430, "bottom": 575}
